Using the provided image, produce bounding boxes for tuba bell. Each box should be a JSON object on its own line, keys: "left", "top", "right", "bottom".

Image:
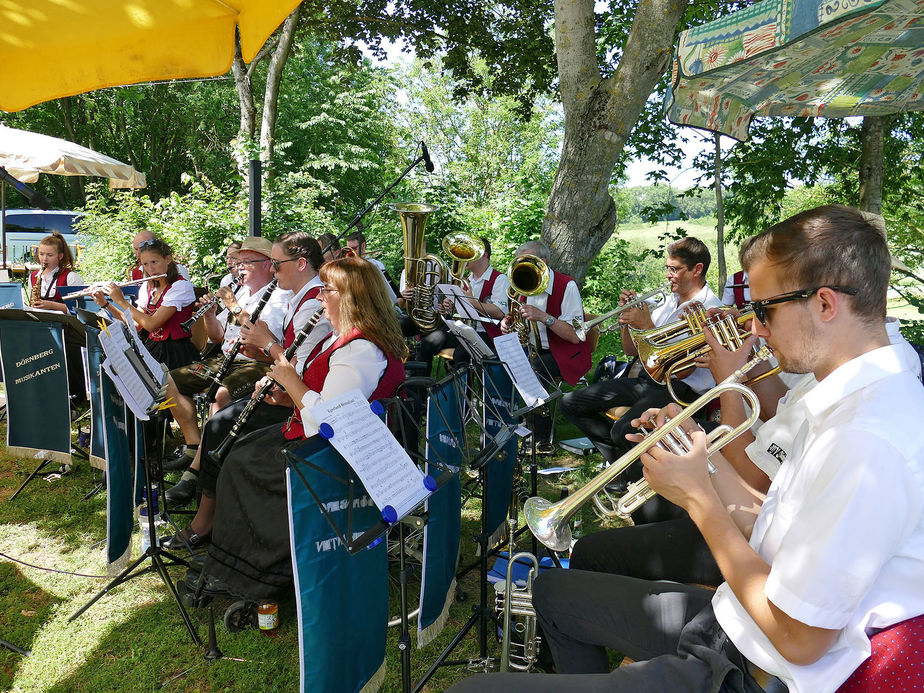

{"left": 505, "top": 254, "right": 550, "bottom": 356}
{"left": 391, "top": 203, "right": 447, "bottom": 332}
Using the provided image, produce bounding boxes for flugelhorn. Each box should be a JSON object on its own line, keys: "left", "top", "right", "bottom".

{"left": 442, "top": 232, "right": 484, "bottom": 291}
{"left": 571, "top": 283, "right": 670, "bottom": 342}
{"left": 633, "top": 306, "right": 778, "bottom": 406}
{"left": 505, "top": 254, "right": 550, "bottom": 356}
{"left": 391, "top": 203, "right": 446, "bottom": 331}
{"left": 524, "top": 347, "right": 772, "bottom": 552}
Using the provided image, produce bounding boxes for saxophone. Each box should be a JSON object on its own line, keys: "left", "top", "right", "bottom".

{"left": 30, "top": 263, "right": 47, "bottom": 306}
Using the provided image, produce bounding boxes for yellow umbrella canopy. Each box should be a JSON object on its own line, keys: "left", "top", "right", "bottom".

{"left": 0, "top": 0, "right": 302, "bottom": 113}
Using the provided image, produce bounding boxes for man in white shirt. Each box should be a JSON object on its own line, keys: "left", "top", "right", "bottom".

{"left": 450, "top": 204, "right": 924, "bottom": 693}
{"left": 500, "top": 240, "right": 591, "bottom": 452}
{"left": 560, "top": 237, "right": 722, "bottom": 504}
{"left": 164, "top": 236, "right": 289, "bottom": 468}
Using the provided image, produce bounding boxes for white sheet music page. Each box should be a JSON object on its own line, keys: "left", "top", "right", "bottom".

{"left": 310, "top": 389, "right": 429, "bottom": 521}
{"left": 444, "top": 319, "right": 493, "bottom": 358}
{"left": 99, "top": 325, "right": 155, "bottom": 420}
{"left": 436, "top": 283, "right": 481, "bottom": 320}
{"left": 118, "top": 303, "right": 165, "bottom": 385}
{"left": 493, "top": 332, "right": 549, "bottom": 407}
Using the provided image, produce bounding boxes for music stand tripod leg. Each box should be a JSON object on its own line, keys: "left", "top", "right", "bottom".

{"left": 9, "top": 459, "right": 54, "bottom": 501}
{"left": 0, "top": 637, "right": 30, "bottom": 656}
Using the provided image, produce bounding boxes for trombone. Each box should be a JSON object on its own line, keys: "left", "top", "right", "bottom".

{"left": 524, "top": 347, "right": 772, "bottom": 552}
{"left": 571, "top": 283, "right": 670, "bottom": 342}
{"left": 632, "top": 306, "right": 779, "bottom": 405}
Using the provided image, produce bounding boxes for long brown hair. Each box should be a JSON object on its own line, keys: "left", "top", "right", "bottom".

{"left": 38, "top": 232, "right": 75, "bottom": 271}
{"left": 138, "top": 238, "right": 180, "bottom": 285}
{"left": 319, "top": 257, "right": 408, "bottom": 361}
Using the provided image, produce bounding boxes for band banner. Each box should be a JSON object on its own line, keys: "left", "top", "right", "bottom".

{"left": 483, "top": 362, "right": 519, "bottom": 546}
{"left": 418, "top": 374, "right": 465, "bottom": 647}
{"left": 0, "top": 283, "right": 24, "bottom": 311}
{"left": 80, "top": 318, "right": 106, "bottom": 469}
{"left": 0, "top": 318, "right": 71, "bottom": 464}
{"left": 101, "top": 367, "right": 133, "bottom": 576}
{"left": 286, "top": 438, "right": 388, "bottom": 693}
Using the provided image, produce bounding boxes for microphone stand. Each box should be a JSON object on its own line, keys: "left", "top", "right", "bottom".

{"left": 319, "top": 144, "right": 430, "bottom": 259}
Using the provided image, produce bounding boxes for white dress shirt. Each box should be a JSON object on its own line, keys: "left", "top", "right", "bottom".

{"left": 713, "top": 344, "right": 924, "bottom": 693}
{"left": 222, "top": 281, "right": 291, "bottom": 359}
{"left": 137, "top": 279, "right": 195, "bottom": 311}
{"left": 467, "top": 265, "right": 510, "bottom": 333}
{"left": 283, "top": 276, "right": 332, "bottom": 374}
{"left": 745, "top": 317, "right": 922, "bottom": 480}
{"left": 650, "top": 283, "right": 723, "bottom": 394}
{"left": 297, "top": 335, "right": 388, "bottom": 437}
{"left": 39, "top": 268, "right": 83, "bottom": 297}
{"left": 522, "top": 268, "right": 584, "bottom": 349}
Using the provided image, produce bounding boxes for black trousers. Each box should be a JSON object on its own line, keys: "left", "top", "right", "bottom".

{"left": 560, "top": 376, "right": 698, "bottom": 463}
{"left": 448, "top": 571, "right": 763, "bottom": 693}
{"left": 400, "top": 317, "right": 457, "bottom": 374}
{"left": 570, "top": 516, "right": 722, "bottom": 588}
{"left": 529, "top": 350, "right": 561, "bottom": 444}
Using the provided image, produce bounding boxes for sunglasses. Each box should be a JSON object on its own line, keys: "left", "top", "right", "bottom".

{"left": 749, "top": 285, "right": 858, "bottom": 326}
{"left": 270, "top": 257, "right": 300, "bottom": 271}
{"left": 136, "top": 239, "right": 157, "bottom": 250}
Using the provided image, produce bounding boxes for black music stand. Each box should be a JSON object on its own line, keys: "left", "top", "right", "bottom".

{"left": 67, "top": 320, "right": 201, "bottom": 645}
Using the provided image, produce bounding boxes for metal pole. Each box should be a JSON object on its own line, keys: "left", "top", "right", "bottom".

{"left": 248, "top": 159, "right": 261, "bottom": 237}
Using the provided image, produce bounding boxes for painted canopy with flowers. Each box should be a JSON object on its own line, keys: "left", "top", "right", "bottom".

{"left": 664, "top": 0, "right": 924, "bottom": 141}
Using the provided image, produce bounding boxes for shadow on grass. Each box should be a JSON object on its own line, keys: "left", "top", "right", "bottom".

{"left": 0, "top": 562, "right": 65, "bottom": 691}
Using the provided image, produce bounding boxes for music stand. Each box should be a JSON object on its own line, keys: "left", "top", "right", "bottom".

{"left": 68, "top": 319, "right": 201, "bottom": 645}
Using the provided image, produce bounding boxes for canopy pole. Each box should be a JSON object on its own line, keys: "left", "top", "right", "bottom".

{"left": 248, "top": 158, "right": 261, "bottom": 237}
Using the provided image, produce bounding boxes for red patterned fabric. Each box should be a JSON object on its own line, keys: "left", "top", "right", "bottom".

{"left": 477, "top": 268, "right": 503, "bottom": 340}
{"left": 836, "top": 614, "right": 924, "bottom": 692}
{"left": 144, "top": 280, "right": 193, "bottom": 341}
{"left": 29, "top": 268, "right": 71, "bottom": 301}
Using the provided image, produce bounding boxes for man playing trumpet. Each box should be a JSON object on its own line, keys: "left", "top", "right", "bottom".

{"left": 451, "top": 204, "right": 924, "bottom": 693}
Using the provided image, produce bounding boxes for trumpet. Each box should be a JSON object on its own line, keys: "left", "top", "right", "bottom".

{"left": 524, "top": 347, "right": 772, "bottom": 552}
{"left": 571, "top": 283, "right": 670, "bottom": 342}
{"left": 505, "top": 254, "right": 550, "bottom": 356}
{"left": 632, "top": 306, "right": 778, "bottom": 405}
{"left": 181, "top": 277, "right": 241, "bottom": 331}
{"left": 65, "top": 274, "right": 168, "bottom": 300}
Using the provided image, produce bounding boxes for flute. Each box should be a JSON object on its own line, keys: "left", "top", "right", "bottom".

{"left": 68, "top": 274, "right": 168, "bottom": 300}
{"left": 209, "top": 306, "right": 325, "bottom": 462}
{"left": 181, "top": 276, "right": 241, "bottom": 331}
{"left": 204, "top": 279, "right": 278, "bottom": 403}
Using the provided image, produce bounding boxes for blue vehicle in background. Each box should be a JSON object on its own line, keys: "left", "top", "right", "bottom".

{"left": 0, "top": 209, "right": 82, "bottom": 276}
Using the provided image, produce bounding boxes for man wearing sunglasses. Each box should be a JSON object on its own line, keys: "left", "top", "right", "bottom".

{"left": 451, "top": 205, "right": 924, "bottom": 693}
{"left": 163, "top": 236, "right": 289, "bottom": 474}
{"left": 559, "top": 236, "right": 722, "bottom": 522}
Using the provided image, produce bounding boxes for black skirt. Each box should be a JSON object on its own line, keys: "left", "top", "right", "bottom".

{"left": 145, "top": 337, "right": 200, "bottom": 372}
{"left": 204, "top": 422, "right": 302, "bottom": 600}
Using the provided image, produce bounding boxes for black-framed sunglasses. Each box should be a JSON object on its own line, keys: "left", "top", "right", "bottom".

{"left": 136, "top": 238, "right": 157, "bottom": 250}
{"left": 749, "top": 285, "right": 859, "bottom": 326}
{"left": 269, "top": 257, "right": 300, "bottom": 271}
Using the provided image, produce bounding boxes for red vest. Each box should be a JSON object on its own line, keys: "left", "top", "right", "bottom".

{"left": 476, "top": 268, "right": 503, "bottom": 340}
{"left": 145, "top": 281, "right": 193, "bottom": 341}
{"left": 520, "top": 270, "right": 591, "bottom": 386}
{"left": 130, "top": 266, "right": 144, "bottom": 281}
{"left": 283, "top": 286, "right": 321, "bottom": 348}
{"left": 282, "top": 328, "right": 406, "bottom": 440}
{"left": 30, "top": 268, "right": 71, "bottom": 301}
{"left": 731, "top": 270, "right": 747, "bottom": 309}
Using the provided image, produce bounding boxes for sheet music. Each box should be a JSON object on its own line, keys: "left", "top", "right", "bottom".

{"left": 117, "top": 303, "right": 165, "bottom": 385}
{"left": 311, "top": 390, "right": 429, "bottom": 521}
{"left": 436, "top": 283, "right": 481, "bottom": 320}
{"left": 101, "top": 359, "right": 153, "bottom": 421}
{"left": 493, "top": 332, "right": 550, "bottom": 408}
{"left": 443, "top": 319, "right": 493, "bottom": 358}
{"left": 98, "top": 322, "right": 159, "bottom": 419}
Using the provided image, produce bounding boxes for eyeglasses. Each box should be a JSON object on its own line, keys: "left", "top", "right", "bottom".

{"left": 270, "top": 257, "right": 299, "bottom": 271}
{"left": 664, "top": 264, "right": 687, "bottom": 276}
{"left": 319, "top": 287, "right": 339, "bottom": 296}
{"left": 236, "top": 258, "right": 269, "bottom": 267}
{"left": 749, "top": 285, "right": 859, "bottom": 326}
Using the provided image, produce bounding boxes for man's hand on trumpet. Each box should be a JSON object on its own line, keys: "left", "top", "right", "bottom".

{"left": 616, "top": 289, "right": 654, "bottom": 330}
{"left": 625, "top": 406, "right": 714, "bottom": 512}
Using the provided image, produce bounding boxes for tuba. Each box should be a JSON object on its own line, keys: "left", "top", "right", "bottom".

{"left": 505, "top": 254, "right": 550, "bottom": 356}
{"left": 632, "top": 306, "right": 778, "bottom": 406}
{"left": 524, "top": 348, "right": 772, "bottom": 551}
{"left": 391, "top": 203, "right": 446, "bottom": 332}
{"left": 442, "top": 232, "right": 484, "bottom": 292}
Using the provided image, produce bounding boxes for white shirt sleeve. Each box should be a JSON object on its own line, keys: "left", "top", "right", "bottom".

{"left": 159, "top": 280, "right": 196, "bottom": 310}
{"left": 66, "top": 271, "right": 84, "bottom": 286}
{"left": 258, "top": 287, "right": 292, "bottom": 340}
{"left": 488, "top": 273, "right": 511, "bottom": 313}
{"left": 297, "top": 339, "right": 388, "bottom": 436}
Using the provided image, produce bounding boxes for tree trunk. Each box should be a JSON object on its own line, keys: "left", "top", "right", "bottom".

{"left": 858, "top": 115, "right": 888, "bottom": 215}
{"left": 231, "top": 29, "right": 256, "bottom": 175}
{"left": 543, "top": 0, "right": 689, "bottom": 283}
{"left": 260, "top": 6, "right": 301, "bottom": 172}
{"left": 713, "top": 133, "right": 726, "bottom": 291}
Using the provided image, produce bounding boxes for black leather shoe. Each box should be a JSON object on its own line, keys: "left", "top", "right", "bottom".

{"left": 163, "top": 528, "right": 210, "bottom": 552}
{"left": 165, "top": 477, "right": 198, "bottom": 506}
{"left": 163, "top": 445, "right": 197, "bottom": 472}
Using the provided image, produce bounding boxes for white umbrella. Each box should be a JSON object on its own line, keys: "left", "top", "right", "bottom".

{"left": 0, "top": 123, "right": 146, "bottom": 267}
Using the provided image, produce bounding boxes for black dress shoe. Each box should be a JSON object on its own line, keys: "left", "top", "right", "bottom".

{"left": 165, "top": 477, "right": 198, "bottom": 505}
{"left": 163, "top": 528, "right": 211, "bottom": 552}
{"left": 163, "top": 445, "right": 197, "bottom": 472}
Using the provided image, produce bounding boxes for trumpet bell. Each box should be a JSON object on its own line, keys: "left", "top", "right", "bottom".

{"left": 523, "top": 496, "right": 572, "bottom": 553}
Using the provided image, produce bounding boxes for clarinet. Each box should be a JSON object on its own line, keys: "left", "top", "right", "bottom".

{"left": 209, "top": 306, "right": 326, "bottom": 462}
{"left": 204, "top": 279, "right": 277, "bottom": 403}
{"left": 181, "top": 276, "right": 240, "bottom": 331}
